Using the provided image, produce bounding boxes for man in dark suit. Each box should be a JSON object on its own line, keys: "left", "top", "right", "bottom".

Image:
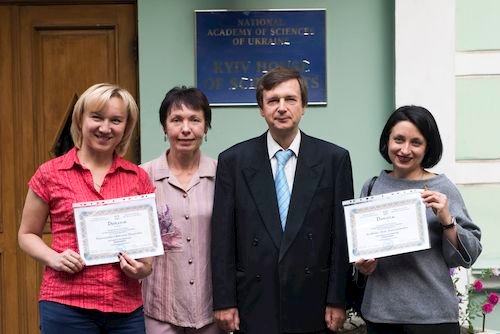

{"left": 211, "top": 67, "right": 354, "bottom": 334}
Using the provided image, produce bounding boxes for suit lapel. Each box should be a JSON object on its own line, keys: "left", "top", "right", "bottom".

{"left": 242, "top": 134, "right": 282, "bottom": 249}
{"left": 279, "top": 134, "right": 323, "bottom": 262}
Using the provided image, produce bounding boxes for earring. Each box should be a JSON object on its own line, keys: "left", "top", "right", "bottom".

{"left": 204, "top": 133, "right": 207, "bottom": 142}
{"left": 164, "top": 134, "right": 168, "bottom": 142}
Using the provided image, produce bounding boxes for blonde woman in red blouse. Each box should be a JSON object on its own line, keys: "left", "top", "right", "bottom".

{"left": 18, "top": 83, "right": 154, "bottom": 334}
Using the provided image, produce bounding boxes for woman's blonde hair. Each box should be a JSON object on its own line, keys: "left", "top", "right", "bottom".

{"left": 70, "top": 83, "right": 138, "bottom": 156}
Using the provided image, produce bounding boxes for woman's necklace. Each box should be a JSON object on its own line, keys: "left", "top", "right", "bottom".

{"left": 80, "top": 162, "right": 105, "bottom": 190}
{"left": 77, "top": 151, "right": 110, "bottom": 192}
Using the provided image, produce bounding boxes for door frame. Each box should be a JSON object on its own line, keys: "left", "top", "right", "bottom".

{"left": 0, "top": 1, "right": 138, "bottom": 333}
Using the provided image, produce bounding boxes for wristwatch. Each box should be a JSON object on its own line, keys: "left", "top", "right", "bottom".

{"left": 442, "top": 216, "right": 456, "bottom": 230}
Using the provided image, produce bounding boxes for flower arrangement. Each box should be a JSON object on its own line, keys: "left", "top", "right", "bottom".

{"left": 453, "top": 268, "right": 500, "bottom": 333}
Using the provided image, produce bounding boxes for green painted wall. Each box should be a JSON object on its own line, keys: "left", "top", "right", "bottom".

{"left": 456, "top": 1, "right": 500, "bottom": 330}
{"left": 459, "top": 185, "right": 500, "bottom": 269}
{"left": 456, "top": 77, "right": 500, "bottom": 160}
{"left": 458, "top": 185, "right": 500, "bottom": 331}
{"left": 137, "top": 0, "right": 395, "bottom": 194}
{"left": 456, "top": 0, "right": 500, "bottom": 50}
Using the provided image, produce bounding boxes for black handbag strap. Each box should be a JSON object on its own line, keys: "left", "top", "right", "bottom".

{"left": 367, "top": 176, "right": 378, "bottom": 196}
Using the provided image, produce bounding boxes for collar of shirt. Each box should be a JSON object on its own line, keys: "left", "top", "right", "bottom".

{"left": 57, "top": 147, "right": 137, "bottom": 175}
{"left": 266, "top": 130, "right": 301, "bottom": 160}
{"left": 148, "top": 149, "right": 216, "bottom": 182}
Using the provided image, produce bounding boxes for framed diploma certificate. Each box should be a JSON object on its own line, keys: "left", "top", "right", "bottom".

{"left": 343, "top": 189, "right": 430, "bottom": 263}
{"left": 73, "top": 194, "right": 164, "bottom": 266}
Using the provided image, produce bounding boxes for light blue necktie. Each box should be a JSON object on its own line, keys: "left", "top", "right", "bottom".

{"left": 275, "top": 149, "right": 293, "bottom": 230}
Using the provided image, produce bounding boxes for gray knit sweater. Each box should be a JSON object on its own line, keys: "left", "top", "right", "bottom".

{"left": 360, "top": 171, "right": 482, "bottom": 324}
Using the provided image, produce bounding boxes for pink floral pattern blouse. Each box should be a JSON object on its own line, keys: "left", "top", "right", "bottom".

{"left": 141, "top": 151, "right": 217, "bottom": 328}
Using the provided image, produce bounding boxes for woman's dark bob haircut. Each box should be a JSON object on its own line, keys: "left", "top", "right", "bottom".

{"left": 159, "top": 86, "right": 212, "bottom": 130}
{"left": 379, "top": 105, "right": 443, "bottom": 169}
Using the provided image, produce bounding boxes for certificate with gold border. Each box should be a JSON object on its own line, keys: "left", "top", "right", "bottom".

{"left": 73, "top": 194, "right": 164, "bottom": 266}
{"left": 343, "top": 189, "right": 430, "bottom": 263}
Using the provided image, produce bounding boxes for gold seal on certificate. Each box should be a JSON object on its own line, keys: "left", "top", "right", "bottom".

{"left": 343, "top": 189, "right": 430, "bottom": 263}
{"left": 73, "top": 194, "right": 164, "bottom": 266}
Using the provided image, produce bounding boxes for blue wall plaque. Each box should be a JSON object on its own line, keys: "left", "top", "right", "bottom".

{"left": 195, "top": 9, "right": 326, "bottom": 106}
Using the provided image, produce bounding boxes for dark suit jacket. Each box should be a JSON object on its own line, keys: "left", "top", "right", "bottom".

{"left": 211, "top": 132, "right": 354, "bottom": 334}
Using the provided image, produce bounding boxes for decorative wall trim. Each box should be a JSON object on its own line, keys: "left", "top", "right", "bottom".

{"left": 456, "top": 51, "right": 500, "bottom": 76}
{"left": 395, "top": 0, "right": 456, "bottom": 179}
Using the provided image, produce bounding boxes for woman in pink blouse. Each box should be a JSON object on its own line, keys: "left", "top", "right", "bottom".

{"left": 18, "top": 83, "right": 154, "bottom": 333}
{"left": 141, "top": 86, "right": 222, "bottom": 334}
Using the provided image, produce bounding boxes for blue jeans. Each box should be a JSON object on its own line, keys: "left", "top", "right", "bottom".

{"left": 39, "top": 301, "right": 146, "bottom": 334}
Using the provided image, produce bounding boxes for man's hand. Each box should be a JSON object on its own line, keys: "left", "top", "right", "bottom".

{"left": 325, "top": 306, "right": 345, "bottom": 332}
{"left": 214, "top": 307, "right": 240, "bottom": 332}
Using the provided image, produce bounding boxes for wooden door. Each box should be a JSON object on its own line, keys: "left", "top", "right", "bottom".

{"left": 0, "top": 3, "right": 138, "bottom": 333}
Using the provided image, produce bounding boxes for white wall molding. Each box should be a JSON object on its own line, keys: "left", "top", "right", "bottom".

{"left": 455, "top": 161, "right": 500, "bottom": 184}
{"left": 395, "top": 0, "right": 456, "bottom": 180}
{"left": 456, "top": 50, "right": 500, "bottom": 76}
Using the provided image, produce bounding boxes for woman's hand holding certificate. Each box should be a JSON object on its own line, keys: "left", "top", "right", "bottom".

{"left": 343, "top": 189, "right": 430, "bottom": 263}
{"left": 117, "top": 251, "right": 153, "bottom": 279}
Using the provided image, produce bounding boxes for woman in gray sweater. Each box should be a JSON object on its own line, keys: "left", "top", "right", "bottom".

{"left": 355, "top": 105, "right": 482, "bottom": 334}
